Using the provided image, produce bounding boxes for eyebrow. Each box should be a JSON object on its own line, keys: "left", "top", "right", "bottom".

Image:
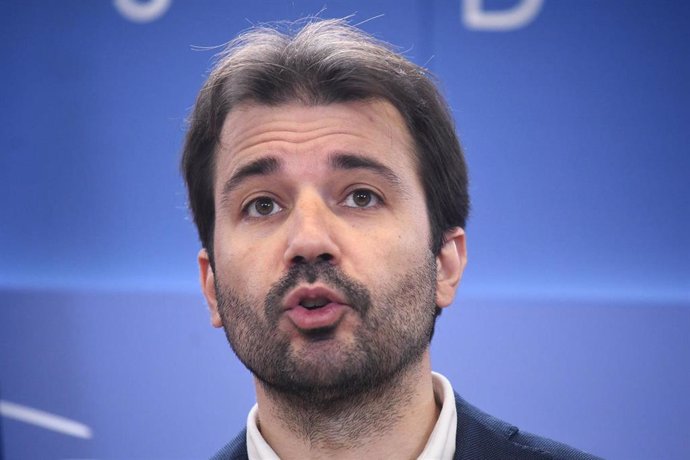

{"left": 221, "top": 156, "right": 281, "bottom": 198}
{"left": 329, "top": 153, "right": 402, "bottom": 189}
{"left": 219, "top": 152, "right": 403, "bottom": 202}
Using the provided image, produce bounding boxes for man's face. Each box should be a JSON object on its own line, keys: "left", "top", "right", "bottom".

{"left": 199, "top": 100, "right": 464, "bottom": 401}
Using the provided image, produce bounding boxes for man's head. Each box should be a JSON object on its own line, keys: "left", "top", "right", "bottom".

{"left": 181, "top": 19, "right": 469, "bottom": 405}
{"left": 182, "top": 18, "right": 469, "bottom": 262}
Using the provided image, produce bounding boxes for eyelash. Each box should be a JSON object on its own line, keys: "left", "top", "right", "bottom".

{"left": 242, "top": 196, "right": 284, "bottom": 218}
{"left": 241, "top": 188, "right": 384, "bottom": 219}
{"left": 342, "top": 188, "right": 383, "bottom": 209}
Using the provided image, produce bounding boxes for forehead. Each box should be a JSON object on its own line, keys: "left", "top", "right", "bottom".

{"left": 216, "top": 100, "right": 418, "bottom": 178}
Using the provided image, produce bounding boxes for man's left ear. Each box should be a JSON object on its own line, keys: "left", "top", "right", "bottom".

{"left": 435, "top": 227, "right": 467, "bottom": 308}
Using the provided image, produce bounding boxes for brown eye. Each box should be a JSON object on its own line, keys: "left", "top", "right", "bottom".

{"left": 246, "top": 197, "right": 282, "bottom": 217}
{"left": 353, "top": 190, "right": 372, "bottom": 207}
{"left": 255, "top": 198, "right": 274, "bottom": 215}
{"left": 344, "top": 189, "right": 381, "bottom": 208}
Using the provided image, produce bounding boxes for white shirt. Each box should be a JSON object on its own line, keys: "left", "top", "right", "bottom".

{"left": 246, "top": 371, "right": 457, "bottom": 460}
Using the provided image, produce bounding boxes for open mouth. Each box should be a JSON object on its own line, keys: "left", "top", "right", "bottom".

{"left": 283, "top": 285, "right": 345, "bottom": 312}
{"left": 299, "top": 297, "right": 330, "bottom": 309}
{"left": 283, "top": 286, "right": 348, "bottom": 331}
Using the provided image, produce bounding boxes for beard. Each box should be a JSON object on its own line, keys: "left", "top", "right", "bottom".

{"left": 215, "top": 254, "right": 438, "bottom": 406}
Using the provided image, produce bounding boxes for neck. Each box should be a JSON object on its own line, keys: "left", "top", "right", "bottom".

{"left": 253, "top": 350, "right": 439, "bottom": 460}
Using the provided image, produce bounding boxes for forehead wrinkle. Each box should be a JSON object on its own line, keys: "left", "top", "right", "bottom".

{"left": 221, "top": 108, "right": 367, "bottom": 156}
{"left": 229, "top": 129, "right": 361, "bottom": 157}
{"left": 219, "top": 100, "right": 413, "bottom": 161}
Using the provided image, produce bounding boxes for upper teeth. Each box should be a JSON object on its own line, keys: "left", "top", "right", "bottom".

{"left": 301, "top": 298, "right": 328, "bottom": 308}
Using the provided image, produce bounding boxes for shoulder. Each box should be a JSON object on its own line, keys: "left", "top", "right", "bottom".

{"left": 210, "top": 428, "right": 248, "bottom": 460}
{"left": 453, "top": 393, "right": 602, "bottom": 460}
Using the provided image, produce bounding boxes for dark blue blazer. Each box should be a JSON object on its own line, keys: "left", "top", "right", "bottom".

{"left": 211, "top": 392, "right": 601, "bottom": 459}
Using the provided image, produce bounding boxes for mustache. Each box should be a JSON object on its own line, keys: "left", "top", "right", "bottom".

{"left": 264, "top": 261, "right": 372, "bottom": 322}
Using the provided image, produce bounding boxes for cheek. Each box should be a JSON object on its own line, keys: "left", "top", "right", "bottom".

{"left": 358, "top": 227, "right": 431, "bottom": 277}
{"left": 393, "top": 209, "right": 432, "bottom": 253}
{"left": 215, "top": 238, "right": 279, "bottom": 295}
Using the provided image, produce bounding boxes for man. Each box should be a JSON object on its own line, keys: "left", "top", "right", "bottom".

{"left": 181, "top": 18, "right": 600, "bottom": 460}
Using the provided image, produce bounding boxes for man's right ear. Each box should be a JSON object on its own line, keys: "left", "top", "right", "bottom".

{"left": 198, "top": 248, "right": 223, "bottom": 328}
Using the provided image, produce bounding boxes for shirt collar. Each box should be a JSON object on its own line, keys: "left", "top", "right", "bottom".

{"left": 418, "top": 371, "right": 458, "bottom": 459}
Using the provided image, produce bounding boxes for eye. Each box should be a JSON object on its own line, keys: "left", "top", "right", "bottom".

{"left": 343, "top": 189, "right": 382, "bottom": 208}
{"left": 245, "top": 197, "right": 283, "bottom": 218}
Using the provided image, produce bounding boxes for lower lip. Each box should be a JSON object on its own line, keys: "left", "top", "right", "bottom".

{"left": 285, "top": 303, "right": 348, "bottom": 330}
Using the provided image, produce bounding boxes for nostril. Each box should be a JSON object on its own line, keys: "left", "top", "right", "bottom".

{"left": 291, "top": 253, "right": 333, "bottom": 265}
{"left": 292, "top": 255, "right": 307, "bottom": 265}
{"left": 317, "top": 253, "right": 333, "bottom": 262}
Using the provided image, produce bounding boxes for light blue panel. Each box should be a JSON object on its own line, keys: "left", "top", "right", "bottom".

{"left": 0, "top": 289, "right": 253, "bottom": 458}
{"left": 433, "top": 297, "right": 690, "bottom": 460}
{"left": 2, "top": 290, "right": 688, "bottom": 458}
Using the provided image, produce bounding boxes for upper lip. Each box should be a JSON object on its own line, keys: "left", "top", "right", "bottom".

{"left": 283, "top": 284, "right": 347, "bottom": 311}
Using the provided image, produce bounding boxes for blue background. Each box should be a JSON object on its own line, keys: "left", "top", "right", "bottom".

{"left": 1, "top": 0, "right": 688, "bottom": 458}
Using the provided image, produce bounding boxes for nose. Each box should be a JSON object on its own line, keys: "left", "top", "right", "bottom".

{"left": 283, "top": 191, "right": 341, "bottom": 267}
